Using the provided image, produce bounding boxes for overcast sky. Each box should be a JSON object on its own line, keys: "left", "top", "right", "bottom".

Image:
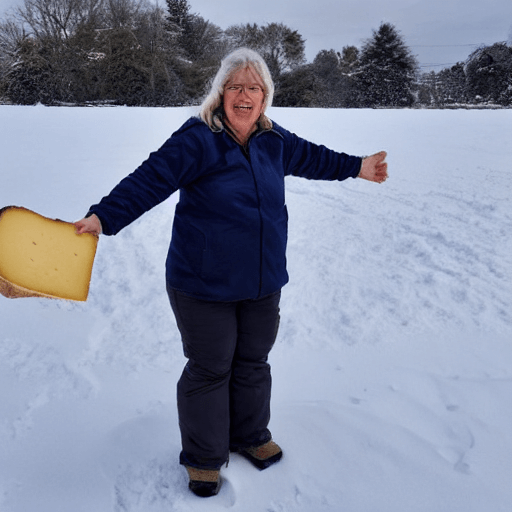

{"left": 187, "top": 0, "right": 512, "bottom": 71}
{"left": 2, "top": 0, "right": 511, "bottom": 71}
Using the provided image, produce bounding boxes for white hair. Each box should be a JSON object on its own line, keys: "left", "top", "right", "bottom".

{"left": 199, "top": 48, "right": 274, "bottom": 131}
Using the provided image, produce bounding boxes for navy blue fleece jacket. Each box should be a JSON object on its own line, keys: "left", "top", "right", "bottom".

{"left": 88, "top": 117, "right": 362, "bottom": 301}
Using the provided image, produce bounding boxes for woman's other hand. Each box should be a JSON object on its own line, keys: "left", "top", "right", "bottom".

{"left": 359, "top": 151, "right": 388, "bottom": 183}
{"left": 74, "top": 214, "right": 102, "bottom": 235}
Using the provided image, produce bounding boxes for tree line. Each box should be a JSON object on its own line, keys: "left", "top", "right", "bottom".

{"left": 418, "top": 42, "right": 512, "bottom": 107}
{"left": 0, "top": 0, "right": 510, "bottom": 107}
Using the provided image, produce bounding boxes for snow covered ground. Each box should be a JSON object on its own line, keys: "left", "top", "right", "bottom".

{"left": 0, "top": 105, "right": 511, "bottom": 512}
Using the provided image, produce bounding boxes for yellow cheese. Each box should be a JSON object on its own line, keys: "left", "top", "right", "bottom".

{"left": 0, "top": 206, "right": 98, "bottom": 301}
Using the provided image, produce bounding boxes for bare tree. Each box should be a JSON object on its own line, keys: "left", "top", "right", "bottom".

{"left": 0, "top": 19, "right": 28, "bottom": 56}
{"left": 16, "top": 0, "right": 103, "bottom": 42}
{"left": 226, "top": 22, "right": 306, "bottom": 79}
{"left": 103, "top": 0, "right": 145, "bottom": 29}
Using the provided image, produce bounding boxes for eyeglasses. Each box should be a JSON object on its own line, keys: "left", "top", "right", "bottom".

{"left": 224, "top": 84, "right": 263, "bottom": 95}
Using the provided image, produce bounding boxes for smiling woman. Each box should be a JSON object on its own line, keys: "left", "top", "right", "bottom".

{"left": 73, "top": 47, "right": 387, "bottom": 498}
{"left": 199, "top": 47, "right": 275, "bottom": 135}
{"left": 223, "top": 67, "right": 266, "bottom": 144}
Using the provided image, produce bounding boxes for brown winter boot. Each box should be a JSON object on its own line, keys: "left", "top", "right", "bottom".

{"left": 185, "top": 466, "right": 221, "bottom": 497}
{"left": 238, "top": 440, "right": 283, "bottom": 470}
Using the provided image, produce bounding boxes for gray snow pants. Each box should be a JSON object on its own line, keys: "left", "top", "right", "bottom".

{"left": 167, "top": 286, "right": 281, "bottom": 470}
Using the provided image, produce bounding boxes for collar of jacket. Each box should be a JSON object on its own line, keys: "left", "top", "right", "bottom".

{"left": 211, "top": 108, "right": 282, "bottom": 144}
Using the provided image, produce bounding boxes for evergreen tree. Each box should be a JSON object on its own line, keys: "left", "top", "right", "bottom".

{"left": 164, "top": 0, "right": 227, "bottom": 101}
{"left": 338, "top": 45, "right": 361, "bottom": 107}
{"left": 273, "top": 64, "right": 318, "bottom": 107}
{"left": 358, "top": 22, "right": 418, "bottom": 107}
{"left": 339, "top": 45, "right": 360, "bottom": 76}
{"left": 311, "top": 49, "right": 351, "bottom": 107}
{"left": 4, "top": 38, "right": 54, "bottom": 104}
{"left": 184, "top": 16, "right": 226, "bottom": 64}
{"left": 2, "top": 0, "right": 188, "bottom": 106}
{"left": 165, "top": 0, "right": 191, "bottom": 30}
{"left": 164, "top": 0, "right": 192, "bottom": 56}
{"left": 4, "top": 0, "right": 105, "bottom": 104}
{"left": 96, "top": 28, "right": 150, "bottom": 105}
{"left": 132, "top": 5, "right": 185, "bottom": 105}
{"left": 436, "top": 63, "right": 466, "bottom": 105}
{"left": 95, "top": 3, "right": 186, "bottom": 106}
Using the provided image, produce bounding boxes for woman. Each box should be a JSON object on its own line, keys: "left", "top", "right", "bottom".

{"left": 75, "top": 48, "right": 388, "bottom": 497}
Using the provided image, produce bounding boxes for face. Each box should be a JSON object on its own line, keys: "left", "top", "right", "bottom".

{"left": 222, "top": 66, "right": 265, "bottom": 140}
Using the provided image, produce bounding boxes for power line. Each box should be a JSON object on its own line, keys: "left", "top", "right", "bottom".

{"left": 411, "top": 41, "right": 509, "bottom": 49}
{"left": 416, "top": 41, "right": 510, "bottom": 70}
{"left": 410, "top": 44, "right": 481, "bottom": 48}
{"left": 420, "top": 63, "right": 458, "bottom": 68}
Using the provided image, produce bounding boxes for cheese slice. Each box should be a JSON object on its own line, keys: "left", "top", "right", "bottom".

{"left": 0, "top": 206, "right": 98, "bottom": 301}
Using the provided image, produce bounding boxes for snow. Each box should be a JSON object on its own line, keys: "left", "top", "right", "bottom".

{"left": 1, "top": 105, "right": 511, "bottom": 512}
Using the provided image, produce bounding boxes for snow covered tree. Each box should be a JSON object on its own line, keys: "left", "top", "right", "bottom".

{"left": 436, "top": 63, "right": 466, "bottom": 105}
{"left": 3, "top": 36, "right": 67, "bottom": 104}
{"left": 92, "top": 2, "right": 187, "bottom": 105}
{"left": 165, "top": 0, "right": 190, "bottom": 31}
{"left": 164, "top": 0, "right": 192, "bottom": 55}
{"left": 132, "top": 5, "right": 184, "bottom": 104}
{"left": 2, "top": 0, "right": 103, "bottom": 103}
{"left": 225, "top": 22, "right": 305, "bottom": 79}
{"left": 465, "top": 43, "right": 512, "bottom": 106}
{"left": 1, "top": 0, "right": 189, "bottom": 105}
{"left": 177, "top": 16, "right": 228, "bottom": 98}
{"left": 0, "top": 19, "right": 27, "bottom": 101}
{"left": 103, "top": 0, "right": 144, "bottom": 29}
{"left": 358, "top": 22, "right": 418, "bottom": 107}
{"left": 339, "top": 45, "right": 360, "bottom": 76}
{"left": 15, "top": 0, "right": 103, "bottom": 43}
{"left": 338, "top": 46, "right": 361, "bottom": 107}
{"left": 164, "top": 0, "right": 227, "bottom": 100}
{"left": 164, "top": 0, "right": 224, "bottom": 63}
{"left": 184, "top": 16, "right": 226, "bottom": 64}
{"left": 310, "top": 49, "right": 346, "bottom": 107}
{"left": 273, "top": 64, "right": 318, "bottom": 107}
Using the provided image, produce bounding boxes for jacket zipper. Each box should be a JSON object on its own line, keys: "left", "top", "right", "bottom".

{"left": 244, "top": 140, "right": 264, "bottom": 298}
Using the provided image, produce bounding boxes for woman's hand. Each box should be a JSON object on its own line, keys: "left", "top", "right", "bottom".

{"left": 74, "top": 214, "right": 102, "bottom": 235}
{"left": 359, "top": 151, "right": 388, "bottom": 183}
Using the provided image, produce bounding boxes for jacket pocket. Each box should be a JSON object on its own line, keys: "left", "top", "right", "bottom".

{"left": 173, "top": 218, "right": 207, "bottom": 279}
